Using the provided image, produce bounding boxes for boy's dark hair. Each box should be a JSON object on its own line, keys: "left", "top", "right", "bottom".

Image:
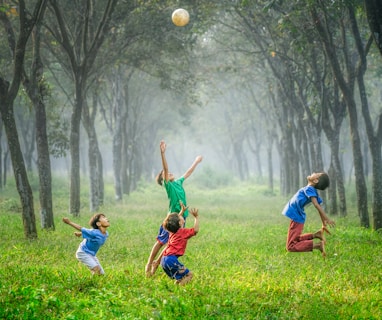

{"left": 163, "top": 213, "right": 181, "bottom": 233}
{"left": 89, "top": 213, "right": 105, "bottom": 229}
{"left": 315, "top": 173, "right": 330, "bottom": 190}
{"left": 156, "top": 170, "right": 164, "bottom": 186}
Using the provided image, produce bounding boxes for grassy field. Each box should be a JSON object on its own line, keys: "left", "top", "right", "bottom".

{"left": 0, "top": 180, "right": 381, "bottom": 319}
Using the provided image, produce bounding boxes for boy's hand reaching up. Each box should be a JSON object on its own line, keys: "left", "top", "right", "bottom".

{"left": 178, "top": 200, "right": 189, "bottom": 216}
{"left": 190, "top": 208, "right": 199, "bottom": 218}
{"left": 160, "top": 140, "right": 166, "bottom": 153}
{"left": 190, "top": 208, "right": 200, "bottom": 234}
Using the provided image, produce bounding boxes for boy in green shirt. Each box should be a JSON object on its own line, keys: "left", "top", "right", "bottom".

{"left": 145, "top": 140, "right": 202, "bottom": 277}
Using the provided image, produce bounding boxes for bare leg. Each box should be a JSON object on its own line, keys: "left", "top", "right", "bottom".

{"left": 151, "top": 247, "right": 165, "bottom": 276}
{"left": 145, "top": 241, "right": 163, "bottom": 277}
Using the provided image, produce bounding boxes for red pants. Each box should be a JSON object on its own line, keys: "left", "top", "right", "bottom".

{"left": 286, "top": 220, "right": 313, "bottom": 252}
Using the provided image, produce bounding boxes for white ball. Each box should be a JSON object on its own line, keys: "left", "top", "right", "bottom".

{"left": 172, "top": 8, "right": 190, "bottom": 27}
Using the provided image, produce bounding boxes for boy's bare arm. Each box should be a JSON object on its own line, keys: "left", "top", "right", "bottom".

{"left": 62, "top": 218, "right": 82, "bottom": 231}
{"left": 190, "top": 208, "right": 200, "bottom": 233}
{"left": 311, "top": 197, "right": 335, "bottom": 228}
{"left": 183, "top": 156, "right": 203, "bottom": 179}
{"left": 160, "top": 140, "right": 169, "bottom": 182}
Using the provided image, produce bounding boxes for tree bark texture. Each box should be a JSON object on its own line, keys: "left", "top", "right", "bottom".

{"left": 0, "top": 96, "right": 37, "bottom": 239}
{"left": 364, "top": 0, "right": 382, "bottom": 55}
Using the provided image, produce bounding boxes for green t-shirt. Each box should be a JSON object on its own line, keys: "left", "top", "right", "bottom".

{"left": 164, "top": 176, "right": 188, "bottom": 218}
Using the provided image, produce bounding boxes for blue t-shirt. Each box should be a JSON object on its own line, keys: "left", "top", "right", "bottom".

{"left": 78, "top": 228, "right": 108, "bottom": 256}
{"left": 282, "top": 186, "right": 323, "bottom": 224}
{"left": 164, "top": 176, "right": 189, "bottom": 218}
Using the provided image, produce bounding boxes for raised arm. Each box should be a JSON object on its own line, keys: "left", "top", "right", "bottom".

{"left": 183, "top": 155, "right": 203, "bottom": 179}
{"left": 62, "top": 217, "right": 82, "bottom": 231}
{"left": 178, "top": 200, "right": 189, "bottom": 216}
{"left": 160, "top": 140, "right": 169, "bottom": 182}
{"left": 189, "top": 208, "right": 200, "bottom": 234}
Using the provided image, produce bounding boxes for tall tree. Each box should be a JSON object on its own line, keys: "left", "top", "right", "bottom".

{"left": 21, "top": 5, "right": 55, "bottom": 229}
{"left": 311, "top": 5, "right": 369, "bottom": 227}
{"left": 0, "top": 0, "right": 48, "bottom": 238}
{"left": 46, "top": 0, "right": 117, "bottom": 216}
{"left": 349, "top": 5, "right": 382, "bottom": 230}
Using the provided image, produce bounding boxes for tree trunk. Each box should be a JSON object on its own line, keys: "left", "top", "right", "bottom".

{"left": 312, "top": 7, "right": 369, "bottom": 228}
{"left": 35, "top": 98, "right": 54, "bottom": 229}
{"left": 48, "top": 0, "right": 118, "bottom": 215}
{"left": 0, "top": 119, "right": 3, "bottom": 190}
{"left": 330, "top": 137, "right": 347, "bottom": 217}
{"left": 0, "top": 0, "right": 47, "bottom": 238}
{"left": 266, "top": 130, "right": 274, "bottom": 192}
{"left": 69, "top": 81, "right": 84, "bottom": 216}
{"left": 82, "top": 96, "right": 104, "bottom": 212}
{"left": 348, "top": 4, "right": 382, "bottom": 230}
{"left": 357, "top": 55, "right": 382, "bottom": 229}
{"left": 112, "top": 70, "right": 124, "bottom": 201}
{"left": 0, "top": 93, "right": 37, "bottom": 239}
{"left": 23, "top": 21, "right": 54, "bottom": 230}
{"left": 364, "top": 0, "right": 382, "bottom": 56}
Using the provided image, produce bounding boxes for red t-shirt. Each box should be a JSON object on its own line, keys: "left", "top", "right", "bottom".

{"left": 163, "top": 228, "right": 196, "bottom": 256}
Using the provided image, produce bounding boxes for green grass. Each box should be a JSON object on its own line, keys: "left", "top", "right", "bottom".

{"left": 0, "top": 182, "right": 381, "bottom": 319}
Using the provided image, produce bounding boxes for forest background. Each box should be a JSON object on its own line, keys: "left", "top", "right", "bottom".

{"left": 0, "top": 0, "right": 382, "bottom": 238}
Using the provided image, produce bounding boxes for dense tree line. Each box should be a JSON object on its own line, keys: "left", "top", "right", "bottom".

{"left": 0, "top": 0, "right": 382, "bottom": 238}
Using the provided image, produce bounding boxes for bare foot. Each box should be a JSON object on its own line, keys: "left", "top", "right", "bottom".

{"left": 318, "top": 241, "right": 326, "bottom": 258}
{"left": 176, "top": 272, "right": 193, "bottom": 286}
{"left": 314, "top": 229, "right": 326, "bottom": 243}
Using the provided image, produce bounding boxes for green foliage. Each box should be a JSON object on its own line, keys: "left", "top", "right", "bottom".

{"left": 1, "top": 183, "right": 381, "bottom": 319}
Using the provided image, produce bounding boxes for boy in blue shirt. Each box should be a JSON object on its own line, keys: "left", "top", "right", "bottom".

{"left": 282, "top": 172, "right": 335, "bottom": 257}
{"left": 63, "top": 213, "right": 110, "bottom": 275}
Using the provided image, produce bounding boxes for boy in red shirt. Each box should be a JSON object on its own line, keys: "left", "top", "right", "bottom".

{"left": 160, "top": 202, "right": 199, "bottom": 285}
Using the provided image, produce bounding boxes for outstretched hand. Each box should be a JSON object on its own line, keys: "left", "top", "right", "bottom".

{"left": 62, "top": 217, "right": 70, "bottom": 224}
{"left": 160, "top": 140, "right": 166, "bottom": 153}
{"left": 178, "top": 200, "right": 189, "bottom": 216}
{"left": 322, "top": 219, "right": 335, "bottom": 235}
{"left": 195, "top": 155, "right": 203, "bottom": 163}
{"left": 190, "top": 208, "right": 199, "bottom": 218}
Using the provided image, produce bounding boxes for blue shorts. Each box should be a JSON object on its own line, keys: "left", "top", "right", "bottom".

{"left": 156, "top": 218, "right": 187, "bottom": 245}
{"left": 161, "top": 255, "right": 190, "bottom": 280}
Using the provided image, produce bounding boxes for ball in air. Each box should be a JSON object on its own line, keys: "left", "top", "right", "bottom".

{"left": 172, "top": 8, "right": 190, "bottom": 27}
